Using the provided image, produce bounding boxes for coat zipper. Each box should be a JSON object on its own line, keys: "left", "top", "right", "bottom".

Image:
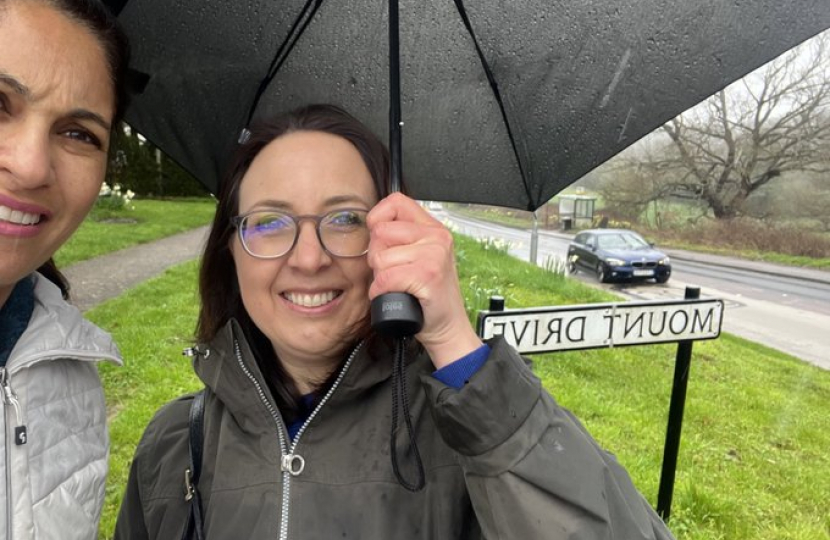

{"left": 0, "top": 367, "right": 27, "bottom": 539}
{"left": 0, "top": 370, "right": 26, "bottom": 447}
{"left": 232, "top": 339, "right": 363, "bottom": 540}
{"left": 1, "top": 377, "right": 9, "bottom": 540}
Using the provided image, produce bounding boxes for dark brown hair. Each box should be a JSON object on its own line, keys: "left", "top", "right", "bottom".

{"left": 197, "top": 104, "right": 394, "bottom": 419}
{"left": 35, "top": 258, "right": 69, "bottom": 299}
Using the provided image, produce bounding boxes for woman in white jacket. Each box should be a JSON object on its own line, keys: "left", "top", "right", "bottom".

{"left": 0, "top": 0, "right": 129, "bottom": 537}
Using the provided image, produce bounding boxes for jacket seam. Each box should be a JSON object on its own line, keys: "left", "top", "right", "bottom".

{"left": 30, "top": 456, "right": 107, "bottom": 521}
{"left": 24, "top": 381, "right": 103, "bottom": 416}
{"left": 26, "top": 422, "right": 107, "bottom": 462}
{"left": 24, "top": 390, "right": 106, "bottom": 462}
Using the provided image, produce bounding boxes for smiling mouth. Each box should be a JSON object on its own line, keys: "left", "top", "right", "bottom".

{"left": 0, "top": 205, "right": 44, "bottom": 226}
{"left": 283, "top": 291, "right": 343, "bottom": 308}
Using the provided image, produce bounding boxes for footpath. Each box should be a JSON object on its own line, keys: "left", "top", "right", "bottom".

{"left": 63, "top": 226, "right": 210, "bottom": 312}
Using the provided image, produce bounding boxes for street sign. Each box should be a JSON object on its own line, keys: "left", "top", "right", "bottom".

{"left": 477, "top": 298, "right": 723, "bottom": 354}
{"left": 475, "top": 289, "right": 724, "bottom": 522}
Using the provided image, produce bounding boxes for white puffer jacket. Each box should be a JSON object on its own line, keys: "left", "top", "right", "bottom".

{"left": 0, "top": 273, "right": 122, "bottom": 539}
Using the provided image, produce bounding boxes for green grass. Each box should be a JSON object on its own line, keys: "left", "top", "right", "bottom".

{"left": 92, "top": 235, "right": 829, "bottom": 539}
{"left": 54, "top": 198, "right": 216, "bottom": 267}
{"left": 90, "top": 261, "right": 204, "bottom": 537}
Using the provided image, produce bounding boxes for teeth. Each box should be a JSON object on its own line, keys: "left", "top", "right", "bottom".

{"left": 285, "top": 291, "right": 337, "bottom": 307}
{"left": 0, "top": 205, "right": 41, "bottom": 225}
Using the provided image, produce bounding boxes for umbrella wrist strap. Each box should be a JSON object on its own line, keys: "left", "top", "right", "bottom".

{"left": 390, "top": 337, "right": 426, "bottom": 491}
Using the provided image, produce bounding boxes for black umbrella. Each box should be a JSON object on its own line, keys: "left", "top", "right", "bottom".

{"left": 112, "top": 0, "right": 830, "bottom": 212}
{"left": 107, "top": 0, "right": 830, "bottom": 497}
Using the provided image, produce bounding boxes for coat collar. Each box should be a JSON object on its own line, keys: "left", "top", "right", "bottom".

{"left": 193, "top": 319, "right": 427, "bottom": 435}
{"left": 8, "top": 273, "right": 122, "bottom": 372}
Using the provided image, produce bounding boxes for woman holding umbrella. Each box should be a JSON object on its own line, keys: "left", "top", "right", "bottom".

{"left": 0, "top": 0, "right": 128, "bottom": 537}
{"left": 115, "top": 104, "right": 674, "bottom": 539}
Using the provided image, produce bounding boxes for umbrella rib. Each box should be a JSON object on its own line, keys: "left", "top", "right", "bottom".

{"left": 242, "top": 0, "right": 326, "bottom": 130}
{"left": 451, "top": 0, "right": 533, "bottom": 210}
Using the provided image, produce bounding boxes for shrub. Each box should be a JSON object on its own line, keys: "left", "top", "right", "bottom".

{"left": 107, "top": 125, "right": 212, "bottom": 198}
{"left": 91, "top": 183, "right": 135, "bottom": 220}
{"left": 647, "top": 218, "right": 830, "bottom": 258}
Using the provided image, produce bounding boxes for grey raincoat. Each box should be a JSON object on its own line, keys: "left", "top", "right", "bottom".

{"left": 114, "top": 319, "right": 674, "bottom": 539}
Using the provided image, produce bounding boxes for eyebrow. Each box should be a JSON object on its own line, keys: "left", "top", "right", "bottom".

{"left": 0, "top": 72, "right": 111, "bottom": 131}
{"left": 69, "top": 108, "right": 112, "bottom": 132}
{"left": 325, "top": 194, "right": 373, "bottom": 207}
{"left": 251, "top": 194, "right": 373, "bottom": 210}
{"left": 0, "top": 72, "right": 30, "bottom": 96}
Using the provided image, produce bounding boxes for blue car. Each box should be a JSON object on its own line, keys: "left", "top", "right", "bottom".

{"left": 567, "top": 229, "right": 671, "bottom": 284}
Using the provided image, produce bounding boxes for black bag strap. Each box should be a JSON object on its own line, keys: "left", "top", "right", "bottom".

{"left": 181, "top": 389, "right": 207, "bottom": 540}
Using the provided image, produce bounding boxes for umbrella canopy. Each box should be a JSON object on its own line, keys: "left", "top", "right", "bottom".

{"left": 112, "top": 0, "right": 830, "bottom": 211}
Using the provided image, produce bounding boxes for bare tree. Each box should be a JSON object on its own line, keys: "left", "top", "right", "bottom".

{"left": 596, "top": 143, "right": 692, "bottom": 225}
{"left": 629, "top": 32, "right": 830, "bottom": 219}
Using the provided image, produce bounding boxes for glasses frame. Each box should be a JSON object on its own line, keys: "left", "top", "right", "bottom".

{"left": 231, "top": 207, "right": 370, "bottom": 259}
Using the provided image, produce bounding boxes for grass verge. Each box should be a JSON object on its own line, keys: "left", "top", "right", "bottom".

{"left": 55, "top": 198, "right": 216, "bottom": 267}
{"left": 93, "top": 235, "right": 829, "bottom": 539}
{"left": 91, "top": 261, "right": 204, "bottom": 537}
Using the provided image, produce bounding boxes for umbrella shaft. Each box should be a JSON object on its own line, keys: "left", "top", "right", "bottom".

{"left": 388, "top": 0, "right": 402, "bottom": 193}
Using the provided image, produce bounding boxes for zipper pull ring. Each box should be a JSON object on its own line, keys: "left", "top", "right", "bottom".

{"left": 14, "top": 427, "right": 27, "bottom": 446}
{"left": 1, "top": 369, "right": 27, "bottom": 446}
{"left": 183, "top": 346, "right": 211, "bottom": 359}
{"left": 281, "top": 454, "right": 305, "bottom": 476}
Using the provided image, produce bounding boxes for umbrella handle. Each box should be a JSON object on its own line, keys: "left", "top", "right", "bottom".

{"left": 370, "top": 293, "right": 424, "bottom": 336}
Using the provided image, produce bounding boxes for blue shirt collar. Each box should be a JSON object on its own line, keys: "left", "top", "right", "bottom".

{"left": 0, "top": 276, "right": 36, "bottom": 368}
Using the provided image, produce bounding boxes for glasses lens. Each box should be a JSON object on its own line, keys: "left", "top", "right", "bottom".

{"left": 320, "top": 209, "right": 369, "bottom": 256}
{"left": 240, "top": 211, "right": 296, "bottom": 258}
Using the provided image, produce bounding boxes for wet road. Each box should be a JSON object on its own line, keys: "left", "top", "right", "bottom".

{"left": 440, "top": 211, "right": 830, "bottom": 370}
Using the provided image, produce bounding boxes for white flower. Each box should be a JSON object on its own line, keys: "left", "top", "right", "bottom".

{"left": 440, "top": 218, "right": 458, "bottom": 232}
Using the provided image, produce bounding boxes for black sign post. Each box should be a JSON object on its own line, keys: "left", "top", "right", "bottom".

{"left": 656, "top": 286, "right": 700, "bottom": 521}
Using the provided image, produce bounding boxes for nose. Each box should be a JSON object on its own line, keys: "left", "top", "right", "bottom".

{"left": 286, "top": 221, "right": 332, "bottom": 272}
{"left": 0, "top": 122, "right": 53, "bottom": 189}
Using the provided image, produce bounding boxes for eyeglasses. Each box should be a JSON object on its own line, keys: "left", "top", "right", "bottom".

{"left": 231, "top": 208, "right": 370, "bottom": 259}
